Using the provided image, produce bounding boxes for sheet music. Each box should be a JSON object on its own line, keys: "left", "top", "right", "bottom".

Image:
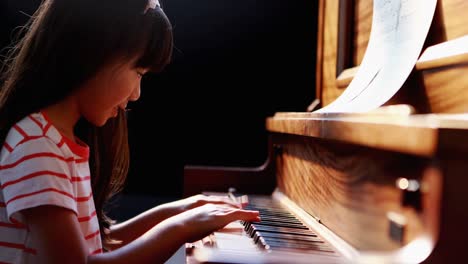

{"left": 315, "top": 0, "right": 437, "bottom": 113}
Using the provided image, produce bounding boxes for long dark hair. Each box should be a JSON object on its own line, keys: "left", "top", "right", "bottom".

{"left": 0, "top": 0, "right": 173, "bottom": 247}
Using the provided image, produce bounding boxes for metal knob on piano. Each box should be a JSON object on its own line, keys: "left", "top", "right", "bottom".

{"left": 396, "top": 177, "right": 422, "bottom": 212}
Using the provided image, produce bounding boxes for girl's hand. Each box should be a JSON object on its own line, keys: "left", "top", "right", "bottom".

{"left": 107, "top": 193, "right": 251, "bottom": 247}
{"left": 177, "top": 193, "right": 248, "bottom": 212}
{"left": 167, "top": 203, "right": 261, "bottom": 243}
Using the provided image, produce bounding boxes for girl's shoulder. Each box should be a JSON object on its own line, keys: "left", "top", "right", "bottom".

{"left": 1, "top": 112, "right": 89, "bottom": 162}
{"left": 1, "top": 112, "right": 63, "bottom": 157}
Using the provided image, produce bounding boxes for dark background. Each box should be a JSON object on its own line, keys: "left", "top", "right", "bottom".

{"left": 1, "top": 0, "right": 318, "bottom": 203}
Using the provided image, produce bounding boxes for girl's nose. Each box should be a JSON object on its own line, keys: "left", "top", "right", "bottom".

{"left": 129, "top": 85, "right": 141, "bottom": 101}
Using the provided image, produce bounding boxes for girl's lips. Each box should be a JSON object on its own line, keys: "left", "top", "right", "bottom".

{"left": 119, "top": 103, "right": 128, "bottom": 111}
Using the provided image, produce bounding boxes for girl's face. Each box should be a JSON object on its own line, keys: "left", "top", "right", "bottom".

{"left": 76, "top": 60, "right": 148, "bottom": 126}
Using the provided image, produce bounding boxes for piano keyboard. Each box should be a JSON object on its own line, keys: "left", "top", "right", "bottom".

{"left": 243, "top": 195, "right": 337, "bottom": 254}
{"left": 188, "top": 193, "right": 348, "bottom": 263}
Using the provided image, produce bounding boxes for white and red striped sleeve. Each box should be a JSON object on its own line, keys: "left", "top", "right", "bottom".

{"left": 0, "top": 136, "right": 77, "bottom": 220}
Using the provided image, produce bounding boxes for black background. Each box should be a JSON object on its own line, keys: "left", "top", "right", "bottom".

{"left": 1, "top": 0, "right": 318, "bottom": 199}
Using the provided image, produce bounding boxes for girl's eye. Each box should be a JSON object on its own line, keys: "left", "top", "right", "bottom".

{"left": 137, "top": 71, "right": 144, "bottom": 77}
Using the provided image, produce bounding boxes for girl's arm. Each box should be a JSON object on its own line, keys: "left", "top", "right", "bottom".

{"left": 24, "top": 205, "right": 90, "bottom": 264}
{"left": 107, "top": 194, "right": 245, "bottom": 249}
{"left": 24, "top": 202, "right": 259, "bottom": 264}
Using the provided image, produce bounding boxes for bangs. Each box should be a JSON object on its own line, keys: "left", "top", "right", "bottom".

{"left": 133, "top": 8, "right": 173, "bottom": 73}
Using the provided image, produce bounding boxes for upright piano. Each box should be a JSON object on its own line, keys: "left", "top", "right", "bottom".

{"left": 183, "top": 0, "right": 468, "bottom": 263}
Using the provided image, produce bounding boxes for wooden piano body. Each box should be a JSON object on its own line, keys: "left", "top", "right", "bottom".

{"left": 183, "top": 0, "right": 468, "bottom": 263}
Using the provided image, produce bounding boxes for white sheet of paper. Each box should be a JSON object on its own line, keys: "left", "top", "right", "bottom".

{"left": 316, "top": 0, "right": 397, "bottom": 113}
{"left": 316, "top": 0, "right": 437, "bottom": 113}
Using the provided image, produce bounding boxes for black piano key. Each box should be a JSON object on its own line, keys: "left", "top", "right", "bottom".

{"left": 247, "top": 224, "right": 318, "bottom": 238}
{"left": 248, "top": 207, "right": 294, "bottom": 215}
{"left": 257, "top": 236, "right": 269, "bottom": 249}
{"left": 257, "top": 215, "right": 304, "bottom": 224}
{"left": 253, "top": 212, "right": 297, "bottom": 220}
{"left": 254, "top": 231, "right": 324, "bottom": 243}
{"left": 245, "top": 203, "right": 289, "bottom": 210}
{"left": 251, "top": 210, "right": 304, "bottom": 221}
{"left": 250, "top": 220, "right": 309, "bottom": 230}
{"left": 262, "top": 237, "right": 333, "bottom": 250}
{"left": 251, "top": 211, "right": 305, "bottom": 224}
{"left": 246, "top": 205, "right": 286, "bottom": 210}
{"left": 256, "top": 214, "right": 303, "bottom": 223}
{"left": 251, "top": 229, "right": 329, "bottom": 249}
{"left": 264, "top": 240, "right": 335, "bottom": 253}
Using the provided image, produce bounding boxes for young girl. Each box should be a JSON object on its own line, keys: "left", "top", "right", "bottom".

{"left": 0, "top": 0, "right": 260, "bottom": 263}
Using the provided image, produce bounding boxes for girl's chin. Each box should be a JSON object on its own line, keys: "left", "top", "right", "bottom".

{"left": 96, "top": 109, "right": 118, "bottom": 127}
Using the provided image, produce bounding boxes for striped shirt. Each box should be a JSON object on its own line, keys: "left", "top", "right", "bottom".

{"left": 0, "top": 112, "right": 102, "bottom": 263}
